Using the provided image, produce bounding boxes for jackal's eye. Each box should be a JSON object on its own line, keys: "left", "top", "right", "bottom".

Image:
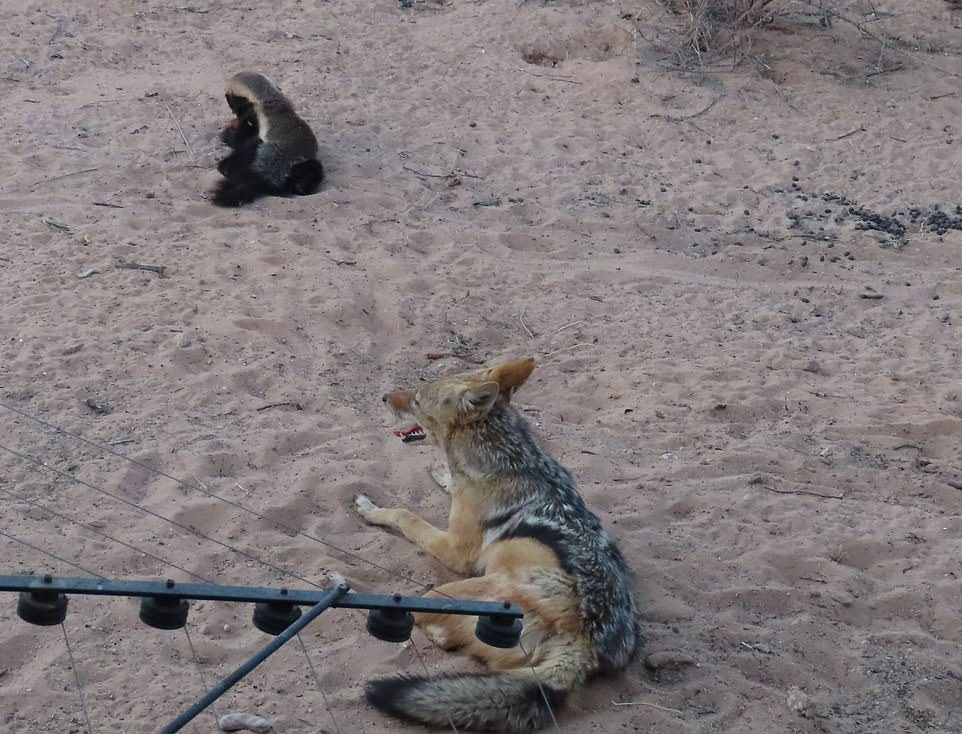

{"left": 412, "top": 396, "right": 420, "bottom": 409}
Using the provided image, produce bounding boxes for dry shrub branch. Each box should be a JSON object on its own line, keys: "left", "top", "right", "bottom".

{"left": 666, "top": 0, "right": 779, "bottom": 63}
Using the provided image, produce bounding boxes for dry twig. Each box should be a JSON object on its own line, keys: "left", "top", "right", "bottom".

{"left": 165, "top": 102, "right": 196, "bottom": 161}
{"left": 754, "top": 482, "right": 844, "bottom": 500}
{"left": 519, "top": 310, "right": 535, "bottom": 339}
{"left": 611, "top": 700, "right": 684, "bottom": 715}
{"left": 116, "top": 261, "right": 167, "bottom": 277}
{"left": 32, "top": 168, "right": 100, "bottom": 188}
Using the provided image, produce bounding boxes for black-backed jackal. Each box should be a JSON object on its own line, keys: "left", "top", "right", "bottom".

{"left": 356, "top": 357, "right": 640, "bottom": 732}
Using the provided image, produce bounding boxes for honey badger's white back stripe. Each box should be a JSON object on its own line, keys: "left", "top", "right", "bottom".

{"left": 225, "top": 72, "right": 290, "bottom": 142}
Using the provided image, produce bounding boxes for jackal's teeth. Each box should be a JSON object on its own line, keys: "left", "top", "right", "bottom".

{"left": 394, "top": 424, "right": 426, "bottom": 443}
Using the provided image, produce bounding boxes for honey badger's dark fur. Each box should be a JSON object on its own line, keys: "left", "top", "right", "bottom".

{"left": 213, "top": 72, "right": 324, "bottom": 207}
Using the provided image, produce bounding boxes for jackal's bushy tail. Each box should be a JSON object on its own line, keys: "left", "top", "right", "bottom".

{"left": 365, "top": 673, "right": 566, "bottom": 733}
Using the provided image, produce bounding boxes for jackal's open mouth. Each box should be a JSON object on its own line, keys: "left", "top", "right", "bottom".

{"left": 393, "top": 424, "right": 426, "bottom": 443}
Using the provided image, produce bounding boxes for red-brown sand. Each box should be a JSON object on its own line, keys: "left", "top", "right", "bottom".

{"left": 1, "top": 1, "right": 961, "bottom": 732}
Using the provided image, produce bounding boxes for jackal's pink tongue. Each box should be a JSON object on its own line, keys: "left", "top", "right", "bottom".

{"left": 393, "top": 424, "right": 426, "bottom": 443}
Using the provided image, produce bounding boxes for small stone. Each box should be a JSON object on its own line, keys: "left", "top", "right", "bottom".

{"left": 786, "top": 686, "right": 814, "bottom": 717}
{"left": 85, "top": 397, "right": 112, "bottom": 415}
{"left": 179, "top": 331, "right": 193, "bottom": 348}
{"left": 219, "top": 712, "right": 272, "bottom": 733}
{"left": 802, "top": 360, "right": 821, "bottom": 374}
{"left": 831, "top": 591, "right": 854, "bottom": 607}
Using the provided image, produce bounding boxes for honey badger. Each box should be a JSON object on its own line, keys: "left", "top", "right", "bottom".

{"left": 212, "top": 72, "right": 324, "bottom": 207}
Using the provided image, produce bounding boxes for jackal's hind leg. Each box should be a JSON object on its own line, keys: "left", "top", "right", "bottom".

{"left": 414, "top": 576, "right": 503, "bottom": 651}
{"left": 419, "top": 575, "right": 539, "bottom": 672}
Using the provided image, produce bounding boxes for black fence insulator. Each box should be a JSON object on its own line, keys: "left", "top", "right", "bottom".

{"left": 0, "top": 576, "right": 524, "bottom": 622}
{"left": 366, "top": 594, "right": 414, "bottom": 642}
{"left": 475, "top": 604, "right": 523, "bottom": 648}
{"left": 253, "top": 601, "right": 303, "bottom": 635}
{"left": 140, "top": 595, "right": 189, "bottom": 630}
{"left": 17, "top": 588, "right": 68, "bottom": 626}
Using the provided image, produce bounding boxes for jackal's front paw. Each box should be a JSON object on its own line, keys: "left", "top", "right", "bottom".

{"left": 355, "top": 494, "right": 384, "bottom": 524}
{"left": 429, "top": 461, "right": 452, "bottom": 492}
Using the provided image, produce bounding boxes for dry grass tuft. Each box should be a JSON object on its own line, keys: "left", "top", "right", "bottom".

{"left": 667, "top": 0, "right": 778, "bottom": 63}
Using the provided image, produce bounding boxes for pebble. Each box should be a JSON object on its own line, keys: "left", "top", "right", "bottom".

{"left": 831, "top": 591, "right": 854, "bottom": 607}
{"left": 786, "top": 686, "right": 814, "bottom": 717}
{"left": 85, "top": 397, "right": 112, "bottom": 415}
{"left": 218, "top": 713, "right": 272, "bottom": 733}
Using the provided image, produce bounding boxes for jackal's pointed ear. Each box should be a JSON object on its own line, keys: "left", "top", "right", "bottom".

{"left": 486, "top": 357, "right": 536, "bottom": 401}
{"left": 459, "top": 381, "right": 499, "bottom": 418}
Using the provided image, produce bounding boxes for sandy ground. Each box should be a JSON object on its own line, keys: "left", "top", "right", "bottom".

{"left": 1, "top": 0, "right": 961, "bottom": 732}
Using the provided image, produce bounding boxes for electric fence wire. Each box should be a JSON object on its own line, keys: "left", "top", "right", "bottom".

{"left": 0, "top": 414, "right": 457, "bottom": 729}
{"left": 183, "top": 623, "right": 219, "bottom": 729}
{"left": 296, "top": 632, "right": 342, "bottom": 734}
{"left": 62, "top": 621, "right": 95, "bottom": 734}
{"left": 411, "top": 636, "right": 460, "bottom": 734}
{"left": 0, "top": 400, "right": 456, "bottom": 599}
{"left": 1, "top": 404, "right": 552, "bottom": 730}
{"left": 0, "top": 440, "right": 326, "bottom": 590}
{"left": 0, "top": 527, "right": 101, "bottom": 578}
{"left": 0, "top": 484, "right": 213, "bottom": 584}
{"left": 1, "top": 519, "right": 340, "bottom": 734}
{"left": 518, "top": 638, "right": 563, "bottom": 734}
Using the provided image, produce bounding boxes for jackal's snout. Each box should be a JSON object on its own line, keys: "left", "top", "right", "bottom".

{"left": 382, "top": 390, "right": 413, "bottom": 414}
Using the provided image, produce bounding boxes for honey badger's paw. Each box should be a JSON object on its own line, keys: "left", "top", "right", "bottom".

{"left": 355, "top": 494, "right": 384, "bottom": 524}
